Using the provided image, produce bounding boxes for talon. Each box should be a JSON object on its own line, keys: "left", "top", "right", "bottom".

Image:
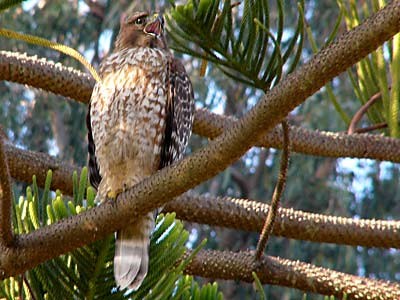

{"left": 107, "top": 190, "right": 120, "bottom": 199}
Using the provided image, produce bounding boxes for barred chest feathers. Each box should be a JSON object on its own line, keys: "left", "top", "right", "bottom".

{"left": 90, "top": 47, "right": 170, "bottom": 176}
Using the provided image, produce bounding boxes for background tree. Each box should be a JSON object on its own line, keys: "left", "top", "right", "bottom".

{"left": 0, "top": 0, "right": 399, "bottom": 299}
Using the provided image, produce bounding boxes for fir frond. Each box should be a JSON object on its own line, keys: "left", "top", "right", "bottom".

{"left": 166, "top": 0, "right": 305, "bottom": 91}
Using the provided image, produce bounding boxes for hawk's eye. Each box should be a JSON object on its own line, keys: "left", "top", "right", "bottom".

{"left": 135, "top": 17, "right": 147, "bottom": 25}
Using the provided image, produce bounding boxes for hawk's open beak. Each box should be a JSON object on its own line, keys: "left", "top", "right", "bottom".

{"left": 144, "top": 14, "right": 164, "bottom": 37}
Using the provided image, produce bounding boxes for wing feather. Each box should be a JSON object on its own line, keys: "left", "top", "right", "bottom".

{"left": 86, "top": 102, "right": 102, "bottom": 189}
{"left": 159, "top": 58, "right": 194, "bottom": 169}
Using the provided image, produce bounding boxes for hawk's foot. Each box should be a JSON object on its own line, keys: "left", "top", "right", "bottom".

{"left": 107, "top": 189, "right": 122, "bottom": 199}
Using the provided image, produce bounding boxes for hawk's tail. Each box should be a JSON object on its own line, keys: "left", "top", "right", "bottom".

{"left": 114, "top": 212, "right": 154, "bottom": 291}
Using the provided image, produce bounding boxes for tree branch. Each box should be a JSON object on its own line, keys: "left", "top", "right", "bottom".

{"left": 354, "top": 122, "right": 388, "bottom": 133}
{"left": 5, "top": 140, "right": 400, "bottom": 249}
{"left": 184, "top": 250, "right": 400, "bottom": 300}
{"left": 0, "top": 50, "right": 94, "bottom": 102}
{"left": 194, "top": 109, "right": 400, "bottom": 162}
{"left": 0, "top": 1, "right": 399, "bottom": 282}
{"left": 3, "top": 52, "right": 400, "bottom": 163}
{"left": 255, "top": 121, "right": 290, "bottom": 260}
{"left": 348, "top": 91, "right": 384, "bottom": 134}
{"left": 167, "top": 194, "right": 400, "bottom": 248}
{"left": 4, "top": 143, "right": 79, "bottom": 195}
{"left": 0, "top": 137, "right": 13, "bottom": 246}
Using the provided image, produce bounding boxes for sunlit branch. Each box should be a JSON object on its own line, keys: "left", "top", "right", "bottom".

{"left": 184, "top": 250, "right": 400, "bottom": 299}
{"left": 167, "top": 194, "right": 400, "bottom": 248}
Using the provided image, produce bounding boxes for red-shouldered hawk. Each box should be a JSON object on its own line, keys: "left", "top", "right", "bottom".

{"left": 86, "top": 12, "right": 194, "bottom": 290}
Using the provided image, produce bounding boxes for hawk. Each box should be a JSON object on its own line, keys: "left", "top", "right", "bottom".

{"left": 86, "top": 12, "right": 194, "bottom": 290}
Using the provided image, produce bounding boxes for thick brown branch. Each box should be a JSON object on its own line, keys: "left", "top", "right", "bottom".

{"left": 166, "top": 194, "right": 400, "bottom": 249}
{"left": 4, "top": 144, "right": 78, "bottom": 195}
{"left": 0, "top": 51, "right": 94, "bottom": 102}
{"left": 0, "top": 138, "right": 13, "bottom": 246}
{"left": 0, "top": 2, "right": 399, "bottom": 280}
{"left": 4, "top": 144, "right": 400, "bottom": 249}
{"left": 194, "top": 109, "right": 400, "bottom": 162}
{"left": 184, "top": 250, "right": 400, "bottom": 300}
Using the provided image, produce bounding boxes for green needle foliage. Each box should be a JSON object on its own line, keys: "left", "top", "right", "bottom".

{"left": 0, "top": 168, "right": 222, "bottom": 300}
{"left": 252, "top": 272, "right": 266, "bottom": 300}
{"left": 337, "top": 0, "right": 400, "bottom": 137}
{"left": 166, "top": 0, "right": 304, "bottom": 91}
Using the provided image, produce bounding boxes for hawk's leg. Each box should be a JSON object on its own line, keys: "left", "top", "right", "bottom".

{"left": 97, "top": 160, "right": 144, "bottom": 201}
{"left": 107, "top": 190, "right": 121, "bottom": 199}
{"left": 96, "top": 179, "right": 123, "bottom": 202}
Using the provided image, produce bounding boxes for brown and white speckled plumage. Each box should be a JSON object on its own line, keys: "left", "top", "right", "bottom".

{"left": 86, "top": 12, "right": 194, "bottom": 290}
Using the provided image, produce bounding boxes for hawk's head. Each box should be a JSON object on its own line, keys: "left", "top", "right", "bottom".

{"left": 115, "top": 11, "right": 167, "bottom": 51}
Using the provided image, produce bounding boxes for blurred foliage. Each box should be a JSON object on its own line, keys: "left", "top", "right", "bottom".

{"left": 0, "top": 0, "right": 26, "bottom": 11}
{"left": 0, "top": 0, "right": 399, "bottom": 299}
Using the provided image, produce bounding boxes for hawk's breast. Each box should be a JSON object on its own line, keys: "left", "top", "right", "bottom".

{"left": 90, "top": 47, "right": 170, "bottom": 176}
